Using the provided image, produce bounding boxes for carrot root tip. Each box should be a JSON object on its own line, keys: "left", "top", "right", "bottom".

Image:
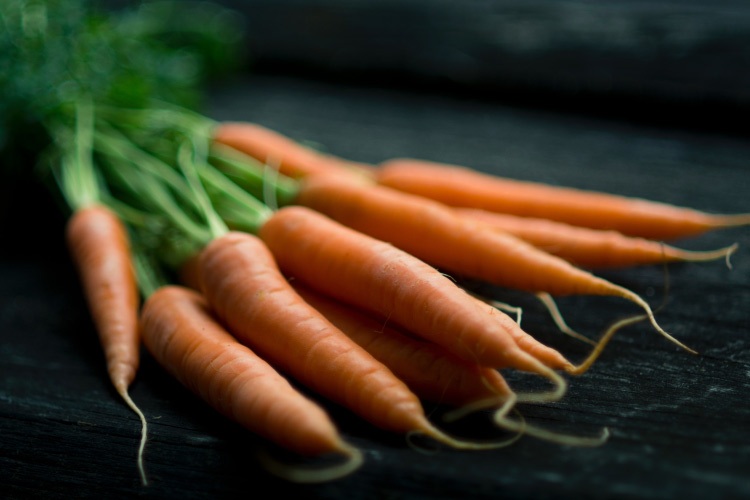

{"left": 724, "top": 242, "right": 739, "bottom": 270}
{"left": 622, "top": 287, "right": 698, "bottom": 355}
{"left": 408, "top": 417, "right": 524, "bottom": 452}
{"left": 442, "top": 394, "right": 515, "bottom": 424}
{"left": 254, "top": 442, "right": 364, "bottom": 483}
{"left": 513, "top": 366, "right": 568, "bottom": 405}
{"left": 566, "top": 314, "right": 648, "bottom": 375}
{"left": 494, "top": 410, "right": 610, "bottom": 448}
{"left": 116, "top": 385, "right": 149, "bottom": 486}
{"left": 535, "top": 292, "right": 595, "bottom": 346}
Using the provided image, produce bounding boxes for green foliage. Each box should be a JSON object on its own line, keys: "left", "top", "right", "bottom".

{"left": 0, "top": 0, "right": 255, "bottom": 292}
{"left": 0, "top": 0, "right": 245, "bottom": 167}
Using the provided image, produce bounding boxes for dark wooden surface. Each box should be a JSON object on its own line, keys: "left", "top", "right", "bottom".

{"left": 2, "top": 73, "right": 749, "bottom": 499}
{"left": 3, "top": 1, "right": 750, "bottom": 498}
{"left": 223, "top": 0, "right": 750, "bottom": 136}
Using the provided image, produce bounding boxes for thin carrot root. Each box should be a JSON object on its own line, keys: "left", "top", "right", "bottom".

{"left": 406, "top": 411, "right": 524, "bottom": 451}
{"left": 495, "top": 386, "right": 606, "bottom": 449}
{"left": 567, "top": 314, "right": 649, "bottom": 375}
{"left": 494, "top": 410, "right": 610, "bottom": 448}
{"left": 534, "top": 292, "right": 595, "bottom": 346}
{"left": 254, "top": 442, "right": 365, "bottom": 484}
{"left": 711, "top": 213, "right": 750, "bottom": 232}
{"left": 443, "top": 390, "right": 610, "bottom": 448}
{"left": 488, "top": 301, "right": 523, "bottom": 326}
{"left": 671, "top": 242, "right": 738, "bottom": 270}
{"left": 441, "top": 393, "right": 517, "bottom": 424}
{"left": 513, "top": 364, "right": 569, "bottom": 405}
{"left": 443, "top": 392, "right": 610, "bottom": 449}
{"left": 615, "top": 285, "right": 697, "bottom": 354}
{"left": 116, "top": 384, "right": 149, "bottom": 486}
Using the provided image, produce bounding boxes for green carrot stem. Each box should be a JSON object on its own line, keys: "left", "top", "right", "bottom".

{"left": 208, "top": 143, "right": 300, "bottom": 207}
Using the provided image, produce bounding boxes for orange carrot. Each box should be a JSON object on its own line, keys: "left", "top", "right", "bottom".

{"left": 211, "top": 122, "right": 748, "bottom": 240}
{"left": 456, "top": 208, "right": 739, "bottom": 269}
{"left": 65, "top": 204, "right": 148, "bottom": 484}
{"left": 256, "top": 206, "right": 571, "bottom": 395}
{"left": 212, "top": 122, "right": 374, "bottom": 179}
{"left": 294, "top": 284, "right": 613, "bottom": 447}
{"left": 375, "top": 158, "right": 750, "bottom": 240}
{"left": 290, "top": 175, "right": 694, "bottom": 357}
{"left": 195, "top": 229, "right": 518, "bottom": 449}
{"left": 139, "top": 285, "right": 364, "bottom": 483}
{"left": 203, "top": 149, "right": 576, "bottom": 376}
{"left": 208, "top": 142, "right": 690, "bottom": 367}
{"left": 292, "top": 283, "right": 514, "bottom": 409}
{"left": 185, "top": 248, "right": 514, "bottom": 418}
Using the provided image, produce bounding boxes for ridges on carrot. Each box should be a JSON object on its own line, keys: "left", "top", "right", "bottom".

{"left": 207, "top": 147, "right": 578, "bottom": 377}
{"left": 209, "top": 136, "right": 701, "bottom": 367}
{"left": 211, "top": 122, "right": 749, "bottom": 241}
{"left": 375, "top": 158, "right": 750, "bottom": 240}
{"left": 208, "top": 137, "right": 698, "bottom": 377}
{"left": 287, "top": 175, "right": 697, "bottom": 359}
{"left": 195, "top": 229, "right": 528, "bottom": 451}
{"left": 66, "top": 204, "right": 148, "bottom": 485}
{"left": 198, "top": 147, "right": 577, "bottom": 394}
{"left": 184, "top": 249, "right": 599, "bottom": 448}
{"left": 139, "top": 285, "right": 364, "bottom": 483}
{"left": 298, "top": 283, "right": 610, "bottom": 447}
{"left": 256, "top": 206, "right": 571, "bottom": 403}
{"left": 54, "top": 98, "right": 148, "bottom": 485}
{"left": 291, "top": 282, "right": 515, "bottom": 410}
{"left": 212, "top": 121, "right": 375, "bottom": 180}
{"left": 455, "top": 208, "right": 739, "bottom": 270}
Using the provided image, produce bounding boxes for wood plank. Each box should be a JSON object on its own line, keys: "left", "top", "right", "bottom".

{"left": 2, "top": 73, "right": 748, "bottom": 498}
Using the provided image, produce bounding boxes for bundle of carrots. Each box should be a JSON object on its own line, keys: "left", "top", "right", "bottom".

{"left": 4, "top": 0, "right": 748, "bottom": 488}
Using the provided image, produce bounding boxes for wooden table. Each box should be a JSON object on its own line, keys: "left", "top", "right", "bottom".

{"left": 3, "top": 72, "right": 749, "bottom": 499}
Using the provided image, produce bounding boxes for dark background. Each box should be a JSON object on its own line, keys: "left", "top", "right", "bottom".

{"left": 3, "top": 1, "right": 750, "bottom": 499}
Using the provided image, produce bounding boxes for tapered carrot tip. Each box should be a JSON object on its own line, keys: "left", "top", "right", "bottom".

{"left": 488, "top": 389, "right": 609, "bottom": 448}
{"left": 115, "top": 383, "right": 149, "bottom": 486}
{"left": 566, "top": 314, "right": 649, "bottom": 376}
{"left": 494, "top": 410, "right": 610, "bottom": 448}
{"left": 407, "top": 414, "right": 523, "bottom": 451}
{"left": 712, "top": 213, "right": 750, "bottom": 230}
{"left": 255, "top": 440, "right": 365, "bottom": 483}
{"left": 673, "top": 242, "right": 739, "bottom": 269}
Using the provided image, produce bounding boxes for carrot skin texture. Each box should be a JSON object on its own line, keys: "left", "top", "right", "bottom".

{"left": 293, "top": 284, "right": 513, "bottom": 407}
{"left": 66, "top": 204, "right": 140, "bottom": 393}
{"left": 293, "top": 175, "right": 635, "bottom": 299}
{"left": 456, "top": 208, "right": 739, "bottom": 269}
{"left": 140, "top": 285, "right": 349, "bottom": 457}
{"left": 213, "top": 122, "right": 375, "bottom": 180}
{"left": 258, "top": 206, "right": 572, "bottom": 374}
{"left": 183, "top": 249, "right": 514, "bottom": 405}
{"left": 197, "top": 231, "right": 433, "bottom": 435}
{"left": 292, "top": 176, "right": 694, "bottom": 356}
{"left": 376, "top": 158, "right": 750, "bottom": 240}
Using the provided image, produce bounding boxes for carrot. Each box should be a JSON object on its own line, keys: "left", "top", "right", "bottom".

{"left": 211, "top": 123, "right": 748, "bottom": 240}
{"left": 66, "top": 204, "right": 148, "bottom": 484}
{"left": 455, "top": 208, "right": 739, "bottom": 269}
{"left": 183, "top": 233, "right": 606, "bottom": 447}
{"left": 288, "top": 175, "right": 695, "bottom": 357}
{"left": 291, "top": 283, "right": 514, "bottom": 409}
{"left": 195, "top": 229, "right": 518, "bottom": 450}
{"left": 139, "top": 285, "right": 364, "bottom": 483}
{"left": 292, "top": 283, "right": 614, "bottom": 447}
{"left": 204, "top": 147, "right": 575, "bottom": 376}
{"left": 375, "top": 158, "right": 750, "bottom": 240}
{"left": 212, "top": 122, "right": 374, "bottom": 180}
{"left": 256, "top": 206, "right": 571, "bottom": 394}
